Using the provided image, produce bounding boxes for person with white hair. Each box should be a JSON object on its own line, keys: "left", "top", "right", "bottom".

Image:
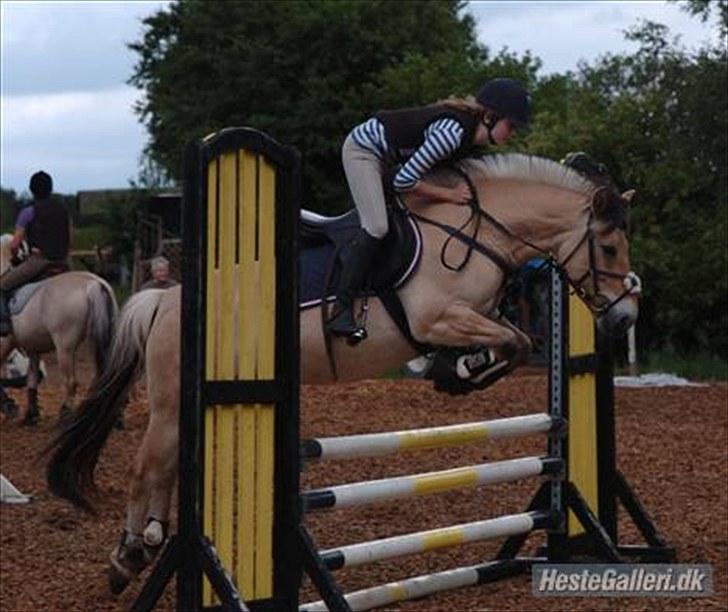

{"left": 139, "top": 256, "right": 178, "bottom": 291}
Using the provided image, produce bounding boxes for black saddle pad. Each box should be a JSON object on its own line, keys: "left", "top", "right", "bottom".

{"left": 299, "top": 207, "right": 422, "bottom": 308}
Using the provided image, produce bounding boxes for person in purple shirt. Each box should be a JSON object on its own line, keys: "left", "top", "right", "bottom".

{"left": 1, "top": 171, "right": 70, "bottom": 335}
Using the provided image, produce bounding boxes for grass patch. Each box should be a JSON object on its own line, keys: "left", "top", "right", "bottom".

{"left": 638, "top": 350, "right": 727, "bottom": 381}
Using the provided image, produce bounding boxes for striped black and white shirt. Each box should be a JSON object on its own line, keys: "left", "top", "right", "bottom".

{"left": 351, "top": 117, "right": 466, "bottom": 191}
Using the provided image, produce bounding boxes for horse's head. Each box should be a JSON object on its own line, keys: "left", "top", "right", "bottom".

{"left": 0, "top": 234, "right": 13, "bottom": 276}
{"left": 425, "top": 153, "right": 641, "bottom": 337}
{"left": 559, "top": 173, "right": 640, "bottom": 337}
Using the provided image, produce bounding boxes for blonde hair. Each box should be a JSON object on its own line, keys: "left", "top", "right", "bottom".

{"left": 435, "top": 95, "right": 485, "bottom": 117}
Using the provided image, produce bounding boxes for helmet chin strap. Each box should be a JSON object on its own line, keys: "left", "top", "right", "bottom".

{"left": 482, "top": 115, "right": 500, "bottom": 146}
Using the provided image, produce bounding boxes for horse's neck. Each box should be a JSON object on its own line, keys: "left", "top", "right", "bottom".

{"left": 477, "top": 180, "right": 589, "bottom": 267}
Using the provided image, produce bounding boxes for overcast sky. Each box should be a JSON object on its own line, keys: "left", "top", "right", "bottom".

{"left": 0, "top": 1, "right": 720, "bottom": 196}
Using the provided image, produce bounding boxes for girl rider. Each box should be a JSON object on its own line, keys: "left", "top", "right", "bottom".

{"left": 327, "top": 78, "right": 532, "bottom": 339}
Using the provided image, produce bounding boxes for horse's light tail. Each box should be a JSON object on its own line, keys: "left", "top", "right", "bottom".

{"left": 86, "top": 279, "right": 119, "bottom": 377}
{"left": 45, "top": 289, "right": 166, "bottom": 513}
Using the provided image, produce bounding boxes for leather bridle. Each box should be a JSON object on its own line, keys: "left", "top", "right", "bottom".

{"left": 557, "top": 209, "right": 642, "bottom": 315}
{"left": 410, "top": 169, "right": 642, "bottom": 316}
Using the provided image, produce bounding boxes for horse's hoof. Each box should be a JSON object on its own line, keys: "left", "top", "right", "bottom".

{"left": 108, "top": 566, "right": 131, "bottom": 595}
{"left": 108, "top": 547, "right": 134, "bottom": 595}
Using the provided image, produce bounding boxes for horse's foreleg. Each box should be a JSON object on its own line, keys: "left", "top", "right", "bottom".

{"left": 109, "top": 414, "right": 178, "bottom": 595}
{"left": 0, "top": 338, "right": 19, "bottom": 418}
{"left": 22, "top": 354, "right": 41, "bottom": 426}
{"left": 0, "top": 335, "right": 16, "bottom": 364}
{"left": 493, "top": 314, "right": 534, "bottom": 367}
{"left": 417, "top": 302, "right": 533, "bottom": 390}
{"left": 0, "top": 385, "right": 19, "bottom": 418}
{"left": 420, "top": 301, "right": 532, "bottom": 360}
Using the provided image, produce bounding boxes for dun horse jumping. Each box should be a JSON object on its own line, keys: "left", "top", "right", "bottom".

{"left": 46, "top": 153, "right": 640, "bottom": 592}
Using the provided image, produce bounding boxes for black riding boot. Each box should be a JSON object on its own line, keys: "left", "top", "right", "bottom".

{"left": 0, "top": 290, "right": 11, "bottom": 337}
{"left": 326, "top": 229, "right": 382, "bottom": 340}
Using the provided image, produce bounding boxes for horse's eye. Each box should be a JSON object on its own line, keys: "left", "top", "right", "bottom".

{"left": 601, "top": 245, "right": 617, "bottom": 257}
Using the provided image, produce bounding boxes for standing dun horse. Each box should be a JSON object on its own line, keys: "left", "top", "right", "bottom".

{"left": 46, "top": 153, "right": 640, "bottom": 593}
{"left": 0, "top": 235, "right": 118, "bottom": 423}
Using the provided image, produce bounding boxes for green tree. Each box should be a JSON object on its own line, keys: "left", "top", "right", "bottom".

{"left": 530, "top": 20, "right": 727, "bottom": 358}
{"left": 128, "top": 0, "right": 537, "bottom": 212}
{"left": 1, "top": 188, "right": 19, "bottom": 233}
{"left": 673, "top": 0, "right": 728, "bottom": 38}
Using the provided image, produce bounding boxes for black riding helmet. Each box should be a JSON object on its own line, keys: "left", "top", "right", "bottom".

{"left": 476, "top": 78, "right": 531, "bottom": 131}
{"left": 29, "top": 171, "right": 53, "bottom": 199}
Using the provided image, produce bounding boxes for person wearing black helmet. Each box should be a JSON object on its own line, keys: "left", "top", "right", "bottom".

{"left": 0, "top": 171, "right": 70, "bottom": 336}
{"left": 326, "top": 77, "right": 531, "bottom": 339}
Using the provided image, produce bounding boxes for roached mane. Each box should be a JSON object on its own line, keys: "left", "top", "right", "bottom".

{"left": 461, "top": 154, "right": 596, "bottom": 197}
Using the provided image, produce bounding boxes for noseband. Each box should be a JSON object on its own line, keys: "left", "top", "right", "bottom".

{"left": 558, "top": 212, "right": 641, "bottom": 315}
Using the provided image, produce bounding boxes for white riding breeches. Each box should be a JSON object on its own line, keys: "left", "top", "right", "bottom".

{"left": 341, "top": 134, "right": 389, "bottom": 239}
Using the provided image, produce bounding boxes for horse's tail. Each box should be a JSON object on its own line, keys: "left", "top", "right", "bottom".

{"left": 45, "top": 289, "right": 165, "bottom": 513}
{"left": 86, "top": 278, "right": 119, "bottom": 377}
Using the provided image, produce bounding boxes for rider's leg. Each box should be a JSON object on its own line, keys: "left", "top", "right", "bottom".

{"left": 0, "top": 253, "right": 51, "bottom": 336}
{"left": 327, "top": 229, "right": 382, "bottom": 336}
{"left": 327, "top": 134, "right": 387, "bottom": 337}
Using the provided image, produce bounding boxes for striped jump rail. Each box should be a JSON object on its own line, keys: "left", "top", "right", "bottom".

{"left": 301, "top": 413, "right": 562, "bottom": 461}
{"left": 302, "top": 456, "right": 562, "bottom": 511}
{"left": 300, "top": 558, "right": 535, "bottom": 612}
{"left": 318, "top": 510, "right": 552, "bottom": 571}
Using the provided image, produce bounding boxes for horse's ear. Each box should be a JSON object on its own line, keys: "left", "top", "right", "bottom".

{"left": 621, "top": 189, "right": 636, "bottom": 204}
{"left": 592, "top": 187, "right": 612, "bottom": 219}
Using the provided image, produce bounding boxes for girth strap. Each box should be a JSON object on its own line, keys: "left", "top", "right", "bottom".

{"left": 379, "top": 290, "right": 434, "bottom": 355}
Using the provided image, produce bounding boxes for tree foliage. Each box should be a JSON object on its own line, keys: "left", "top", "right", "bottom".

{"left": 129, "top": 0, "right": 727, "bottom": 359}
{"left": 128, "top": 0, "right": 536, "bottom": 210}
{"left": 673, "top": 0, "right": 728, "bottom": 38}
{"left": 529, "top": 20, "right": 727, "bottom": 358}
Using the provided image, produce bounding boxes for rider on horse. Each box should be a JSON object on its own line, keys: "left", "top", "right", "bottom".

{"left": 0, "top": 171, "right": 71, "bottom": 336}
{"left": 326, "top": 78, "right": 532, "bottom": 340}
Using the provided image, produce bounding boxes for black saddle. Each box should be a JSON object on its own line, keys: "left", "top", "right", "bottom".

{"left": 299, "top": 205, "right": 422, "bottom": 307}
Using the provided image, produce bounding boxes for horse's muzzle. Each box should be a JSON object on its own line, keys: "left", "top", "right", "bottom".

{"left": 596, "top": 272, "right": 641, "bottom": 337}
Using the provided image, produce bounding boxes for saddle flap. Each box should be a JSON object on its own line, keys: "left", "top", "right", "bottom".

{"left": 299, "top": 208, "right": 422, "bottom": 307}
{"left": 300, "top": 209, "right": 361, "bottom": 249}
{"left": 8, "top": 281, "right": 45, "bottom": 315}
